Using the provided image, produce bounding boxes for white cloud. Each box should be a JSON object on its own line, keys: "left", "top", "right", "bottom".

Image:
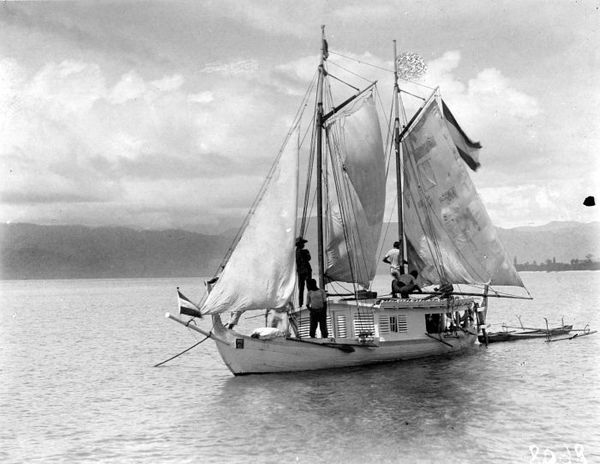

{"left": 467, "top": 68, "right": 540, "bottom": 118}
{"left": 200, "top": 59, "right": 259, "bottom": 76}
{"left": 424, "top": 51, "right": 462, "bottom": 84}
{"left": 188, "top": 91, "right": 213, "bottom": 104}
{"left": 478, "top": 183, "right": 600, "bottom": 228}
{"left": 0, "top": 53, "right": 294, "bottom": 229}
{"left": 151, "top": 74, "right": 184, "bottom": 92}
{"left": 421, "top": 51, "right": 540, "bottom": 128}
{"left": 28, "top": 60, "right": 105, "bottom": 115}
{"left": 333, "top": 4, "right": 395, "bottom": 21}
{"left": 1, "top": 3, "right": 597, "bottom": 233}
{"left": 109, "top": 71, "right": 146, "bottom": 104}
{"left": 200, "top": 0, "right": 316, "bottom": 37}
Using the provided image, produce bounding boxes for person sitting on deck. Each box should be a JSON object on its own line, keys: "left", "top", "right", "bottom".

{"left": 306, "top": 278, "right": 328, "bottom": 338}
{"left": 391, "top": 270, "right": 422, "bottom": 298}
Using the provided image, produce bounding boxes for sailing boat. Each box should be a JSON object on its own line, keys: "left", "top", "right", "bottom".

{"left": 165, "top": 29, "right": 528, "bottom": 375}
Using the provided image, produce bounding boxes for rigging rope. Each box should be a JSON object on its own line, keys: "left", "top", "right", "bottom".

{"left": 329, "top": 50, "right": 436, "bottom": 91}
{"left": 210, "top": 70, "right": 318, "bottom": 291}
{"left": 153, "top": 333, "right": 210, "bottom": 367}
{"left": 322, "top": 87, "right": 384, "bottom": 320}
{"left": 400, "top": 88, "right": 427, "bottom": 102}
{"left": 401, "top": 92, "right": 513, "bottom": 288}
{"left": 327, "top": 60, "right": 373, "bottom": 84}
{"left": 325, "top": 85, "right": 369, "bottom": 285}
{"left": 325, "top": 125, "right": 361, "bottom": 293}
{"left": 326, "top": 71, "right": 360, "bottom": 91}
{"left": 377, "top": 89, "right": 398, "bottom": 263}
{"left": 299, "top": 99, "right": 318, "bottom": 237}
{"left": 399, "top": 90, "right": 454, "bottom": 283}
{"left": 403, "top": 152, "right": 449, "bottom": 282}
{"left": 329, "top": 51, "right": 394, "bottom": 74}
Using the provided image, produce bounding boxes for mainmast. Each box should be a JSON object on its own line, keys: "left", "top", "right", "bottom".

{"left": 392, "top": 40, "right": 406, "bottom": 273}
{"left": 316, "top": 25, "right": 326, "bottom": 288}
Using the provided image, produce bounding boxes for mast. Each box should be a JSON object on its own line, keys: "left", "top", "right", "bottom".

{"left": 316, "top": 25, "right": 326, "bottom": 288}
{"left": 392, "top": 40, "right": 405, "bottom": 273}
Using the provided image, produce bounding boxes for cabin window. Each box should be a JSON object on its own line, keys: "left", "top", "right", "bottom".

{"left": 297, "top": 315, "right": 311, "bottom": 338}
{"left": 354, "top": 313, "right": 374, "bottom": 337}
{"left": 295, "top": 313, "right": 337, "bottom": 338}
{"left": 378, "top": 315, "right": 390, "bottom": 333}
{"left": 379, "top": 314, "right": 408, "bottom": 334}
{"left": 335, "top": 314, "right": 347, "bottom": 338}
{"left": 391, "top": 315, "right": 407, "bottom": 333}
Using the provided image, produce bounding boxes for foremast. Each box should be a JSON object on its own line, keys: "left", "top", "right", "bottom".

{"left": 314, "top": 27, "right": 386, "bottom": 292}
{"left": 316, "top": 25, "right": 327, "bottom": 289}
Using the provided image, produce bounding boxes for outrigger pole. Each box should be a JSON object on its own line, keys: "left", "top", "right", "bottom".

{"left": 165, "top": 312, "right": 228, "bottom": 345}
{"left": 416, "top": 291, "right": 533, "bottom": 300}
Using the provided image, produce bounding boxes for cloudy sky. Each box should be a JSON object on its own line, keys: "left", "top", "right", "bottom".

{"left": 1, "top": 0, "right": 599, "bottom": 234}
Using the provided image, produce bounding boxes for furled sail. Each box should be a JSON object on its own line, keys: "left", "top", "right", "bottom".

{"left": 402, "top": 93, "right": 523, "bottom": 287}
{"left": 201, "top": 130, "right": 299, "bottom": 315}
{"left": 324, "top": 93, "right": 386, "bottom": 286}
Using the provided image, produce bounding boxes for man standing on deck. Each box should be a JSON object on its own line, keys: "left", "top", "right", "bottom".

{"left": 383, "top": 241, "right": 406, "bottom": 278}
{"left": 295, "top": 237, "right": 312, "bottom": 308}
{"left": 306, "top": 278, "right": 328, "bottom": 338}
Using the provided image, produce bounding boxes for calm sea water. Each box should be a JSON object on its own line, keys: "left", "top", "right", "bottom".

{"left": 1, "top": 272, "right": 599, "bottom": 463}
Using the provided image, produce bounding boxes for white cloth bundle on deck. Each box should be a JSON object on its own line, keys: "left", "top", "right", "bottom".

{"left": 250, "top": 327, "right": 287, "bottom": 339}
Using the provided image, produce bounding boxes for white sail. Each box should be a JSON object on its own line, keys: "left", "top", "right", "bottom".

{"left": 402, "top": 94, "right": 524, "bottom": 287}
{"left": 201, "top": 130, "right": 299, "bottom": 315}
{"left": 324, "top": 93, "right": 386, "bottom": 286}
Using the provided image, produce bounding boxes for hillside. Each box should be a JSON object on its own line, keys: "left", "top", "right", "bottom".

{"left": 376, "top": 221, "right": 599, "bottom": 269}
{"left": 496, "top": 221, "right": 600, "bottom": 264}
{"left": 1, "top": 221, "right": 598, "bottom": 279}
{"left": 0, "top": 224, "right": 231, "bottom": 279}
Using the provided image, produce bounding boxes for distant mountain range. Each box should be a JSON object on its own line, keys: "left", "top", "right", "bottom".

{"left": 0, "top": 223, "right": 231, "bottom": 279}
{"left": 496, "top": 221, "right": 599, "bottom": 265}
{"left": 1, "top": 221, "right": 598, "bottom": 280}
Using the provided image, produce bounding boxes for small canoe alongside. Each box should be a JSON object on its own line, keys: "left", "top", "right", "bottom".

{"left": 478, "top": 325, "right": 573, "bottom": 344}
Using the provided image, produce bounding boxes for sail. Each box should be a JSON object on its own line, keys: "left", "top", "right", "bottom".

{"left": 201, "top": 130, "right": 299, "bottom": 315}
{"left": 323, "top": 93, "right": 386, "bottom": 286}
{"left": 402, "top": 94, "right": 523, "bottom": 287}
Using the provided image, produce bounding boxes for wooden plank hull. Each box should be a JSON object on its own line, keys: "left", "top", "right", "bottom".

{"left": 210, "top": 298, "right": 478, "bottom": 375}
{"left": 213, "top": 332, "right": 477, "bottom": 375}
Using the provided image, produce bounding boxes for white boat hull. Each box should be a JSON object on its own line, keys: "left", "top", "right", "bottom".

{"left": 214, "top": 330, "right": 476, "bottom": 375}
{"left": 209, "top": 298, "right": 478, "bottom": 375}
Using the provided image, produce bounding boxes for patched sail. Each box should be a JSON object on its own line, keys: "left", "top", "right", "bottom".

{"left": 201, "top": 130, "right": 299, "bottom": 315}
{"left": 324, "top": 93, "right": 386, "bottom": 286}
{"left": 402, "top": 94, "right": 523, "bottom": 287}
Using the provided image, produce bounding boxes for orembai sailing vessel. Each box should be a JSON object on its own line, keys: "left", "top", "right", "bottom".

{"left": 165, "top": 28, "right": 529, "bottom": 375}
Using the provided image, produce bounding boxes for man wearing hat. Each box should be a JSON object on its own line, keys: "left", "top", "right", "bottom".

{"left": 295, "top": 237, "right": 312, "bottom": 308}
